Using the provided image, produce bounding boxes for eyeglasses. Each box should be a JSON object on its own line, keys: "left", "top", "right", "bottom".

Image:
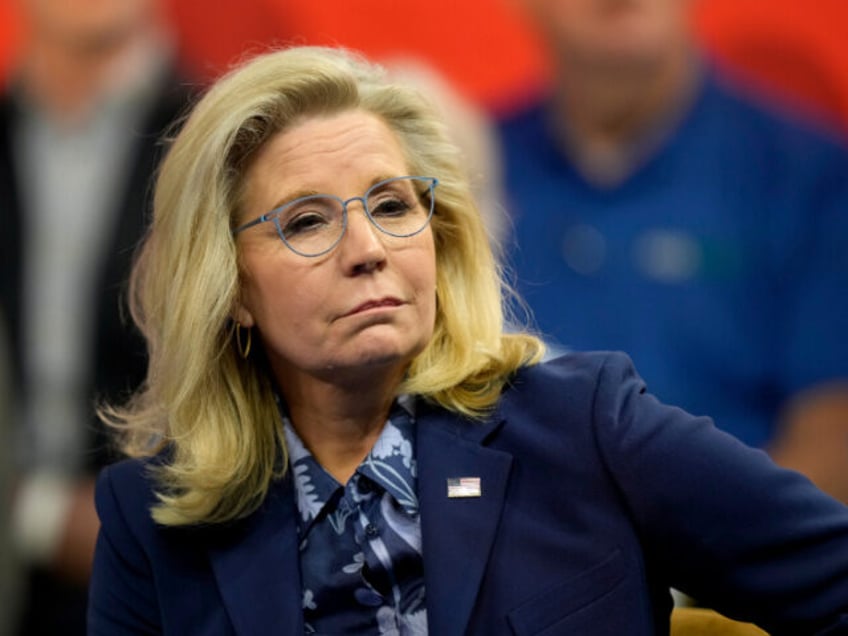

{"left": 233, "top": 176, "right": 439, "bottom": 257}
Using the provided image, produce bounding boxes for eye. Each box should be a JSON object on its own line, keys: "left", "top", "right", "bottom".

{"left": 372, "top": 196, "right": 413, "bottom": 218}
{"left": 276, "top": 196, "right": 338, "bottom": 237}
{"left": 369, "top": 184, "right": 418, "bottom": 218}
{"left": 281, "top": 211, "right": 331, "bottom": 237}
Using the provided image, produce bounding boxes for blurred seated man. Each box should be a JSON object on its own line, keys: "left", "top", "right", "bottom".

{"left": 0, "top": 0, "right": 193, "bottom": 632}
{"left": 497, "top": 0, "right": 848, "bottom": 501}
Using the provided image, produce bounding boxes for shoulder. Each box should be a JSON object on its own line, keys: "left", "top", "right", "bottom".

{"left": 0, "top": 92, "right": 13, "bottom": 124}
{"left": 495, "top": 97, "right": 552, "bottom": 151}
{"left": 510, "top": 350, "right": 643, "bottom": 398}
{"left": 497, "top": 98, "right": 546, "bottom": 130}
{"left": 97, "top": 455, "right": 159, "bottom": 494}
{"left": 496, "top": 351, "right": 648, "bottom": 436}
{"left": 705, "top": 70, "right": 848, "bottom": 160}
{"left": 145, "top": 66, "right": 196, "bottom": 132}
{"left": 94, "top": 455, "right": 163, "bottom": 542}
{"left": 0, "top": 90, "right": 17, "bottom": 157}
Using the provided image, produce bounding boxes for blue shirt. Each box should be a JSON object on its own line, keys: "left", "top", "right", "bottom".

{"left": 497, "top": 70, "right": 848, "bottom": 448}
{"left": 282, "top": 396, "right": 427, "bottom": 635}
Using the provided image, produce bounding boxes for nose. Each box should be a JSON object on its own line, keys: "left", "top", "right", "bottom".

{"left": 339, "top": 198, "right": 387, "bottom": 274}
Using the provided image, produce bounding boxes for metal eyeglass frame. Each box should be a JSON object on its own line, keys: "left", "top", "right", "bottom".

{"left": 232, "top": 175, "right": 439, "bottom": 257}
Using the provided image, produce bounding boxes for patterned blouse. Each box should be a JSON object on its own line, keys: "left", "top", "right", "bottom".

{"left": 282, "top": 396, "right": 428, "bottom": 635}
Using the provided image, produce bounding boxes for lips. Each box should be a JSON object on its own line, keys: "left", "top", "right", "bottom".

{"left": 344, "top": 297, "right": 403, "bottom": 316}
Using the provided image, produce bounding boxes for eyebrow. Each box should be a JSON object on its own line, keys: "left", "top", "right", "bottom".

{"left": 265, "top": 174, "right": 399, "bottom": 213}
{"left": 267, "top": 188, "right": 320, "bottom": 212}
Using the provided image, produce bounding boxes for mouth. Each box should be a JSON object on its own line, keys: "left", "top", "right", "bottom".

{"left": 343, "top": 297, "right": 403, "bottom": 317}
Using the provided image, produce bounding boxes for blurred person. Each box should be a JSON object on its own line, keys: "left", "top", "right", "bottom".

{"left": 0, "top": 0, "right": 194, "bottom": 633}
{"left": 386, "top": 58, "right": 509, "bottom": 248}
{"left": 497, "top": 0, "right": 848, "bottom": 501}
{"left": 0, "top": 311, "right": 19, "bottom": 636}
{"left": 85, "top": 45, "right": 848, "bottom": 635}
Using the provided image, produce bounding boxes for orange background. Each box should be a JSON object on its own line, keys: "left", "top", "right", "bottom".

{"left": 1, "top": 0, "right": 847, "bottom": 129}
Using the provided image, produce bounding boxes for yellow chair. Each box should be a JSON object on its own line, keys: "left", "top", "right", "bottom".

{"left": 670, "top": 607, "right": 769, "bottom": 635}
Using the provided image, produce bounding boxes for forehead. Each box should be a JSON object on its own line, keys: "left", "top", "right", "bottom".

{"left": 241, "top": 110, "right": 412, "bottom": 217}
{"left": 258, "top": 110, "right": 407, "bottom": 177}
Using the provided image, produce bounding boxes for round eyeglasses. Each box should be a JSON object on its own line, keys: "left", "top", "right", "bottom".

{"left": 232, "top": 176, "right": 439, "bottom": 257}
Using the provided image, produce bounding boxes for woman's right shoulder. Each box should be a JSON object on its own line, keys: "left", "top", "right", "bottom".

{"left": 94, "top": 454, "right": 165, "bottom": 534}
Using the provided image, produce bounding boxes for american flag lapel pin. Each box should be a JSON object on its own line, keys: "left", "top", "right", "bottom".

{"left": 447, "top": 477, "right": 482, "bottom": 498}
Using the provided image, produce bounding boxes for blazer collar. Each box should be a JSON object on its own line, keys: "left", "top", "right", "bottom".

{"left": 206, "top": 405, "right": 512, "bottom": 636}
{"left": 208, "top": 477, "right": 304, "bottom": 635}
{"left": 417, "top": 405, "right": 513, "bottom": 636}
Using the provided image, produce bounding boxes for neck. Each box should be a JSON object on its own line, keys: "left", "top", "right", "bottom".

{"left": 550, "top": 42, "right": 700, "bottom": 184}
{"left": 280, "top": 369, "right": 404, "bottom": 484}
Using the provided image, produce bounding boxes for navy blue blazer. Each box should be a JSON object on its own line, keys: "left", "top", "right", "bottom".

{"left": 88, "top": 352, "right": 848, "bottom": 635}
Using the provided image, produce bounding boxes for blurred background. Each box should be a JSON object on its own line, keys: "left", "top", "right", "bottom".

{"left": 1, "top": 0, "right": 848, "bottom": 128}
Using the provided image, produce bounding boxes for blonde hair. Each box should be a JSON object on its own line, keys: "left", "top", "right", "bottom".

{"left": 103, "top": 46, "right": 544, "bottom": 526}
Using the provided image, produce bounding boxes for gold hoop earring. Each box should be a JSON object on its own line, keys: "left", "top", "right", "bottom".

{"left": 235, "top": 323, "right": 252, "bottom": 359}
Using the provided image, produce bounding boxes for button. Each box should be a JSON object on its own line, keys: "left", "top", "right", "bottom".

{"left": 364, "top": 523, "right": 379, "bottom": 538}
{"left": 632, "top": 229, "right": 701, "bottom": 283}
{"left": 561, "top": 223, "right": 606, "bottom": 275}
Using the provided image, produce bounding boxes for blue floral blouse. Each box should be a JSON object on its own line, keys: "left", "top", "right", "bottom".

{"left": 282, "top": 396, "right": 428, "bottom": 635}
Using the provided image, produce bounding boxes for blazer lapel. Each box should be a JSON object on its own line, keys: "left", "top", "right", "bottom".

{"left": 208, "top": 477, "right": 304, "bottom": 635}
{"left": 417, "top": 408, "right": 513, "bottom": 636}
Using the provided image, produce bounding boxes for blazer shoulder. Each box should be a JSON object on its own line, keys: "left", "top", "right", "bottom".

{"left": 98, "top": 453, "right": 159, "bottom": 491}
{"left": 495, "top": 350, "right": 649, "bottom": 441}
{"left": 95, "top": 455, "right": 163, "bottom": 537}
{"left": 515, "top": 350, "right": 644, "bottom": 396}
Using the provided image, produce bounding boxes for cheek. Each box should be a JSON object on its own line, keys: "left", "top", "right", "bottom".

{"left": 408, "top": 230, "right": 437, "bottom": 279}
{"left": 250, "top": 280, "right": 326, "bottom": 361}
{"left": 238, "top": 253, "right": 303, "bottom": 326}
{"left": 410, "top": 245, "right": 438, "bottom": 318}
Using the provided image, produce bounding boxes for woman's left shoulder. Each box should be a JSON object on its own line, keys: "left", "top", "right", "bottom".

{"left": 511, "top": 350, "right": 643, "bottom": 396}
{"left": 491, "top": 350, "right": 647, "bottom": 434}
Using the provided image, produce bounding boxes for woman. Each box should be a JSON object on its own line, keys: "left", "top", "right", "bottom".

{"left": 88, "top": 46, "right": 848, "bottom": 635}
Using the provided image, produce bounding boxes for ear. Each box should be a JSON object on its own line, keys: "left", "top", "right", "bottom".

{"left": 233, "top": 299, "right": 256, "bottom": 328}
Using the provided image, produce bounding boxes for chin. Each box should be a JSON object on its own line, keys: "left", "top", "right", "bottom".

{"left": 337, "top": 337, "right": 427, "bottom": 373}
{"left": 347, "top": 346, "right": 414, "bottom": 370}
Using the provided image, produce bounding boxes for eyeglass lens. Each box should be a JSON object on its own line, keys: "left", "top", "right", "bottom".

{"left": 274, "top": 176, "right": 435, "bottom": 256}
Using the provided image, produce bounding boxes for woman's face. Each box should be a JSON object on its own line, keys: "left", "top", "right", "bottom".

{"left": 234, "top": 110, "right": 437, "bottom": 390}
